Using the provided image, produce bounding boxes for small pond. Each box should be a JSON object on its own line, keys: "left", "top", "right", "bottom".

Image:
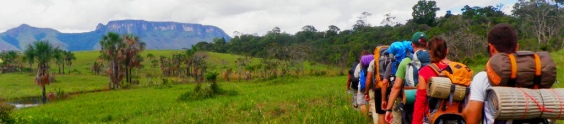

{"left": 7, "top": 97, "right": 44, "bottom": 109}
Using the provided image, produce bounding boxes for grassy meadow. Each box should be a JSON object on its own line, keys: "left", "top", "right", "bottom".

{"left": 1, "top": 49, "right": 563, "bottom": 123}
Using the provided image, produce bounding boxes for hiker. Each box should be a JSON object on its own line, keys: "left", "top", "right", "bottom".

{"left": 384, "top": 32, "right": 428, "bottom": 124}
{"left": 412, "top": 37, "right": 473, "bottom": 124}
{"left": 364, "top": 45, "right": 392, "bottom": 124}
{"left": 347, "top": 61, "right": 360, "bottom": 109}
{"left": 355, "top": 50, "right": 372, "bottom": 115}
{"left": 462, "top": 24, "right": 555, "bottom": 124}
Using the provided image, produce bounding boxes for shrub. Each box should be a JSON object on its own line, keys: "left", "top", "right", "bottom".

{"left": 0, "top": 98, "right": 14, "bottom": 123}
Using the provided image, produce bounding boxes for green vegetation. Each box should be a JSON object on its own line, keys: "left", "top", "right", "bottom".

{"left": 13, "top": 76, "right": 367, "bottom": 123}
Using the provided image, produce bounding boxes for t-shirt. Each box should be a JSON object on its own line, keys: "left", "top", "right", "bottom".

{"left": 395, "top": 58, "right": 412, "bottom": 79}
{"left": 367, "top": 60, "right": 393, "bottom": 78}
{"left": 469, "top": 71, "right": 495, "bottom": 123}
{"left": 412, "top": 63, "right": 448, "bottom": 124}
{"left": 354, "top": 63, "right": 361, "bottom": 78}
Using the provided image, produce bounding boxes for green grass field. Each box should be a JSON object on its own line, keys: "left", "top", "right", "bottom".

{"left": 0, "top": 50, "right": 337, "bottom": 100}
{"left": 2, "top": 49, "right": 563, "bottom": 123}
{"left": 11, "top": 76, "right": 368, "bottom": 123}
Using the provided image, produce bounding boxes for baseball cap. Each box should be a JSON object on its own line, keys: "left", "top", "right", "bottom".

{"left": 411, "top": 32, "right": 428, "bottom": 43}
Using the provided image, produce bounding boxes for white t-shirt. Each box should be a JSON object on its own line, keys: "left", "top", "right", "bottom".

{"left": 469, "top": 71, "right": 495, "bottom": 124}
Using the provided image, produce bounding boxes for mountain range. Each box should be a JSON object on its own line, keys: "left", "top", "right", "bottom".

{"left": 0, "top": 20, "right": 231, "bottom": 51}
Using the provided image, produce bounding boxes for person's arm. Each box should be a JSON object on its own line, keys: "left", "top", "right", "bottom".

{"left": 386, "top": 77, "right": 403, "bottom": 110}
{"left": 365, "top": 71, "right": 373, "bottom": 93}
{"left": 381, "top": 78, "right": 389, "bottom": 102}
{"left": 385, "top": 58, "right": 409, "bottom": 110}
{"left": 463, "top": 72, "right": 489, "bottom": 124}
{"left": 463, "top": 101, "right": 483, "bottom": 124}
{"left": 412, "top": 75, "right": 428, "bottom": 124}
{"left": 365, "top": 60, "right": 376, "bottom": 92}
{"left": 346, "top": 74, "right": 351, "bottom": 91}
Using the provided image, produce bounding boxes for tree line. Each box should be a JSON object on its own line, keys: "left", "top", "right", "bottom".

{"left": 194, "top": 0, "right": 564, "bottom": 68}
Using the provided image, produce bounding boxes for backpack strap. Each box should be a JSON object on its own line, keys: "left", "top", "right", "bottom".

{"left": 429, "top": 63, "right": 442, "bottom": 75}
{"left": 507, "top": 54, "right": 518, "bottom": 87}
{"left": 533, "top": 53, "right": 542, "bottom": 89}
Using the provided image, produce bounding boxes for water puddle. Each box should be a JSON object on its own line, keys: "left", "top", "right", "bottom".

{"left": 7, "top": 97, "right": 44, "bottom": 109}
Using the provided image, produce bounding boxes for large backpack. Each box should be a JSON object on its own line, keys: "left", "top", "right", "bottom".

{"left": 426, "top": 62, "right": 473, "bottom": 124}
{"left": 359, "top": 55, "right": 373, "bottom": 91}
{"left": 484, "top": 51, "right": 557, "bottom": 123}
{"left": 373, "top": 45, "right": 390, "bottom": 90}
{"left": 387, "top": 41, "right": 414, "bottom": 76}
{"left": 349, "top": 62, "right": 360, "bottom": 90}
{"left": 405, "top": 50, "right": 431, "bottom": 87}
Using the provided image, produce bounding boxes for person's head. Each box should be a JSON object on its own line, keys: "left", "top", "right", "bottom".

{"left": 428, "top": 37, "right": 448, "bottom": 63}
{"left": 411, "top": 32, "right": 428, "bottom": 49}
{"left": 487, "top": 24, "right": 518, "bottom": 56}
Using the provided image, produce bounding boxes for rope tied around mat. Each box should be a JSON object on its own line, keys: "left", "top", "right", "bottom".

{"left": 517, "top": 88, "right": 551, "bottom": 120}
{"left": 549, "top": 89, "right": 563, "bottom": 119}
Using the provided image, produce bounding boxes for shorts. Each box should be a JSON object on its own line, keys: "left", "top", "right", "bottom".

{"left": 357, "top": 90, "right": 368, "bottom": 105}
{"left": 351, "top": 89, "right": 359, "bottom": 107}
{"left": 369, "top": 89, "right": 386, "bottom": 114}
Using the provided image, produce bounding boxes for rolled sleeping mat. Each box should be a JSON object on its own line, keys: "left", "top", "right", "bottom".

{"left": 402, "top": 89, "right": 417, "bottom": 105}
{"left": 427, "top": 77, "right": 468, "bottom": 101}
{"left": 486, "top": 87, "right": 543, "bottom": 120}
{"left": 539, "top": 89, "right": 564, "bottom": 119}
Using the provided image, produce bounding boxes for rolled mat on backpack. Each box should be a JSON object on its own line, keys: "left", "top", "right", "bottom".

{"left": 402, "top": 89, "right": 416, "bottom": 105}
{"left": 426, "top": 77, "right": 467, "bottom": 101}
{"left": 486, "top": 87, "right": 564, "bottom": 120}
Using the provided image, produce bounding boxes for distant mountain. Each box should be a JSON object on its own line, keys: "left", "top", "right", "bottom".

{"left": 0, "top": 20, "right": 231, "bottom": 51}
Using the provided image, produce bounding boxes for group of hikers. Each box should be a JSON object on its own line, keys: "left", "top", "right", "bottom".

{"left": 346, "top": 23, "right": 560, "bottom": 124}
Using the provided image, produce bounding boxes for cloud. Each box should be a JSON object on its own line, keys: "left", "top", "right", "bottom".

{"left": 0, "top": 0, "right": 518, "bottom": 37}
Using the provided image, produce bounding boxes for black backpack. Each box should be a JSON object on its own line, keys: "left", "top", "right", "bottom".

{"left": 349, "top": 62, "right": 360, "bottom": 90}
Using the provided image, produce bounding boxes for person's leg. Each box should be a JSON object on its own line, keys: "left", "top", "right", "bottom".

{"left": 373, "top": 90, "right": 387, "bottom": 124}
{"left": 369, "top": 90, "right": 378, "bottom": 123}
{"left": 358, "top": 90, "right": 368, "bottom": 116}
{"left": 352, "top": 89, "right": 358, "bottom": 109}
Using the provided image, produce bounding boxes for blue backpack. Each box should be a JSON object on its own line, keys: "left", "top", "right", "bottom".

{"left": 386, "top": 41, "right": 414, "bottom": 75}
{"left": 359, "top": 66, "right": 368, "bottom": 90}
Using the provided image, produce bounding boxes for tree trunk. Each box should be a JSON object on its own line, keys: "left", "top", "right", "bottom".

{"left": 42, "top": 85, "right": 47, "bottom": 104}
{"left": 58, "top": 65, "right": 61, "bottom": 74}
{"left": 62, "top": 63, "right": 65, "bottom": 75}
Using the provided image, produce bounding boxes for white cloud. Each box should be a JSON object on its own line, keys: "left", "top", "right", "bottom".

{"left": 0, "top": 0, "right": 518, "bottom": 37}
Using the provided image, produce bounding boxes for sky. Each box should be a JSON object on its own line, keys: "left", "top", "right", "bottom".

{"left": 0, "top": 0, "right": 517, "bottom": 37}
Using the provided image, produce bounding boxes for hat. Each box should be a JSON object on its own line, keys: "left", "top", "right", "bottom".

{"left": 411, "top": 32, "right": 428, "bottom": 43}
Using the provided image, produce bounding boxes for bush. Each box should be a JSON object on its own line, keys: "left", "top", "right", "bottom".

{"left": 0, "top": 98, "right": 14, "bottom": 123}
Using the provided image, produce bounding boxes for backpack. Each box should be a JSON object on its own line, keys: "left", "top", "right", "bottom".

{"left": 359, "top": 55, "right": 373, "bottom": 91}
{"left": 484, "top": 51, "right": 557, "bottom": 123}
{"left": 373, "top": 45, "right": 390, "bottom": 89}
{"left": 405, "top": 50, "right": 431, "bottom": 87}
{"left": 426, "top": 62, "right": 473, "bottom": 124}
{"left": 349, "top": 62, "right": 360, "bottom": 90}
{"left": 387, "top": 41, "right": 414, "bottom": 76}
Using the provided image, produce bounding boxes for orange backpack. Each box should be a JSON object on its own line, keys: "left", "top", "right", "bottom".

{"left": 426, "top": 62, "right": 473, "bottom": 124}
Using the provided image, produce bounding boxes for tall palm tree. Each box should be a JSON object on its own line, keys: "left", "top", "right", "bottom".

{"left": 26, "top": 41, "right": 56, "bottom": 104}
{"left": 53, "top": 49, "right": 64, "bottom": 74}
{"left": 23, "top": 45, "right": 36, "bottom": 72}
{"left": 122, "top": 34, "right": 145, "bottom": 84}
{"left": 63, "top": 51, "right": 76, "bottom": 74}
{"left": 99, "top": 32, "right": 126, "bottom": 89}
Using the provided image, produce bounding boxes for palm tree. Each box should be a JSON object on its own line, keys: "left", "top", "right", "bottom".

{"left": 63, "top": 51, "right": 76, "bottom": 74}
{"left": 23, "top": 45, "right": 36, "bottom": 72}
{"left": 122, "top": 34, "right": 145, "bottom": 84}
{"left": 26, "top": 41, "right": 56, "bottom": 104}
{"left": 99, "top": 32, "right": 126, "bottom": 89}
{"left": 53, "top": 49, "right": 64, "bottom": 74}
